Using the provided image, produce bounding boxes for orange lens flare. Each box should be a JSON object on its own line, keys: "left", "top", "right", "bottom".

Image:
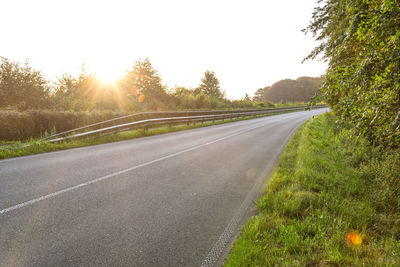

{"left": 138, "top": 94, "right": 145, "bottom": 102}
{"left": 345, "top": 231, "right": 362, "bottom": 246}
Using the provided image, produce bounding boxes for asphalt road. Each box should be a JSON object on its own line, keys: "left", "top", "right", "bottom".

{"left": 0, "top": 109, "right": 327, "bottom": 267}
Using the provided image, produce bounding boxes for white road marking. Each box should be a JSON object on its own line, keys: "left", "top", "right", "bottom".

{"left": 0, "top": 121, "right": 276, "bottom": 215}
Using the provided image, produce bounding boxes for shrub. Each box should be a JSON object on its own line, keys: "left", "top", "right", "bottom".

{"left": 0, "top": 109, "right": 128, "bottom": 141}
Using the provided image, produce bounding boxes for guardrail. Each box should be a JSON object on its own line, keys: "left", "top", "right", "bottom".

{"left": 44, "top": 105, "right": 326, "bottom": 141}
{"left": 47, "top": 104, "right": 326, "bottom": 143}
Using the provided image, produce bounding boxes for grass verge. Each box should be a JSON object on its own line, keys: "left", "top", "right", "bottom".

{"left": 225, "top": 112, "right": 400, "bottom": 266}
{"left": 0, "top": 112, "right": 288, "bottom": 159}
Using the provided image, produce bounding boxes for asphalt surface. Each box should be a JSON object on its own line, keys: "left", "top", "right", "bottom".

{"left": 0, "top": 109, "right": 327, "bottom": 267}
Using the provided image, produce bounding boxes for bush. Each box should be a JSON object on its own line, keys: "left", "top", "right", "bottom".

{"left": 305, "top": 0, "right": 400, "bottom": 149}
{"left": 0, "top": 109, "right": 128, "bottom": 141}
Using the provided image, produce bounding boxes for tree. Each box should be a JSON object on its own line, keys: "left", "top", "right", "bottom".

{"left": 305, "top": 0, "right": 400, "bottom": 148}
{"left": 123, "top": 58, "right": 170, "bottom": 109}
{"left": 53, "top": 66, "right": 127, "bottom": 111}
{"left": 252, "top": 87, "right": 269, "bottom": 102}
{"left": 170, "top": 86, "right": 197, "bottom": 109}
{"left": 243, "top": 93, "right": 251, "bottom": 102}
{"left": 53, "top": 73, "right": 80, "bottom": 110}
{"left": 265, "top": 77, "right": 322, "bottom": 103}
{"left": 0, "top": 57, "right": 50, "bottom": 109}
{"left": 252, "top": 77, "right": 322, "bottom": 103}
{"left": 195, "top": 70, "right": 224, "bottom": 98}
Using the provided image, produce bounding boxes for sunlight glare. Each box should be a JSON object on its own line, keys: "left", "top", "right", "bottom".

{"left": 94, "top": 66, "right": 124, "bottom": 85}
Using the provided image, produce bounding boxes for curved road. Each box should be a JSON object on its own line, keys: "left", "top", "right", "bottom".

{"left": 0, "top": 109, "right": 326, "bottom": 267}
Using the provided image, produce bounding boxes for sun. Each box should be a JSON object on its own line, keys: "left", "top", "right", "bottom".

{"left": 94, "top": 66, "right": 124, "bottom": 84}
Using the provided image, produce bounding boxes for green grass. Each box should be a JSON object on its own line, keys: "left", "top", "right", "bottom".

{"left": 0, "top": 112, "right": 289, "bottom": 159}
{"left": 225, "top": 113, "right": 400, "bottom": 266}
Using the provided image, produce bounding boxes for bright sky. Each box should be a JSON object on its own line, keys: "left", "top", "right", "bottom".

{"left": 0, "top": 0, "right": 326, "bottom": 99}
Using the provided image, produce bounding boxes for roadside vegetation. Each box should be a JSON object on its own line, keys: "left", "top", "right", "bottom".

{"left": 0, "top": 111, "right": 293, "bottom": 159}
{"left": 0, "top": 109, "right": 129, "bottom": 141}
{"left": 0, "top": 56, "right": 322, "bottom": 142}
{"left": 253, "top": 77, "right": 322, "bottom": 104}
{"left": 0, "top": 56, "right": 315, "bottom": 158}
{"left": 304, "top": 0, "right": 399, "bottom": 149}
{"left": 227, "top": 1, "right": 399, "bottom": 264}
{"left": 225, "top": 113, "right": 400, "bottom": 266}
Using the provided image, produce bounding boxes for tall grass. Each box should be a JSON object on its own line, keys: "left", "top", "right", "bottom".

{"left": 225, "top": 113, "right": 400, "bottom": 266}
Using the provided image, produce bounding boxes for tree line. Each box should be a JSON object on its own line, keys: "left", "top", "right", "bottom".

{"left": 0, "top": 57, "right": 265, "bottom": 112}
{"left": 305, "top": 0, "right": 399, "bottom": 148}
{"left": 253, "top": 77, "right": 323, "bottom": 103}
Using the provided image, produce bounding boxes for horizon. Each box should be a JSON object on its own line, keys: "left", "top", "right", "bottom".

{"left": 0, "top": 0, "right": 327, "bottom": 100}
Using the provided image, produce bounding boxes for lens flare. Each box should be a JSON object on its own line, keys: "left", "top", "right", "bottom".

{"left": 138, "top": 94, "right": 145, "bottom": 102}
{"left": 345, "top": 231, "right": 362, "bottom": 246}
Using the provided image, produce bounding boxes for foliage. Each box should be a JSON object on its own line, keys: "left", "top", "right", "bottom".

{"left": 230, "top": 93, "right": 256, "bottom": 109}
{"left": 253, "top": 77, "right": 323, "bottom": 103}
{"left": 0, "top": 56, "right": 272, "bottom": 115}
{"left": 0, "top": 57, "right": 51, "bottom": 110}
{"left": 170, "top": 87, "right": 216, "bottom": 109}
{"left": 195, "top": 70, "right": 224, "bottom": 98}
{"left": 0, "top": 109, "right": 128, "bottom": 140}
{"left": 225, "top": 113, "right": 400, "bottom": 266}
{"left": 55, "top": 71, "right": 136, "bottom": 111}
{"left": 54, "top": 72, "right": 117, "bottom": 111}
{"left": 53, "top": 60, "right": 173, "bottom": 112}
{"left": 305, "top": 0, "right": 400, "bottom": 148}
{"left": 171, "top": 86, "right": 259, "bottom": 110}
{"left": 252, "top": 86, "right": 270, "bottom": 102}
{"left": 123, "top": 58, "right": 171, "bottom": 110}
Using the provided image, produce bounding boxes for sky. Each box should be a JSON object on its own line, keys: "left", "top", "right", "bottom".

{"left": 0, "top": 0, "right": 327, "bottom": 99}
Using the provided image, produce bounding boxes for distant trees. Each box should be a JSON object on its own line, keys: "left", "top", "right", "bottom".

{"left": 0, "top": 57, "right": 50, "bottom": 110}
{"left": 252, "top": 86, "right": 270, "bottom": 102}
{"left": 252, "top": 77, "right": 322, "bottom": 103}
{"left": 169, "top": 71, "right": 259, "bottom": 110}
{"left": 123, "top": 58, "right": 170, "bottom": 109}
{"left": 53, "top": 72, "right": 96, "bottom": 111}
{"left": 266, "top": 77, "right": 322, "bottom": 103}
{"left": 53, "top": 72, "right": 123, "bottom": 111}
{"left": 168, "top": 70, "right": 229, "bottom": 110}
{"left": 53, "top": 59, "right": 172, "bottom": 111}
{"left": 195, "top": 70, "right": 224, "bottom": 98}
{"left": 305, "top": 0, "right": 400, "bottom": 148}
{"left": 0, "top": 56, "right": 274, "bottom": 113}
{"left": 53, "top": 73, "right": 82, "bottom": 111}
{"left": 230, "top": 93, "right": 256, "bottom": 108}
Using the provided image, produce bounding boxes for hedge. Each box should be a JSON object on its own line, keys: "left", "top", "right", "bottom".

{"left": 0, "top": 109, "right": 128, "bottom": 141}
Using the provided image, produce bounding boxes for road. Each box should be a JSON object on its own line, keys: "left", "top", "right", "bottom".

{"left": 0, "top": 109, "right": 327, "bottom": 267}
